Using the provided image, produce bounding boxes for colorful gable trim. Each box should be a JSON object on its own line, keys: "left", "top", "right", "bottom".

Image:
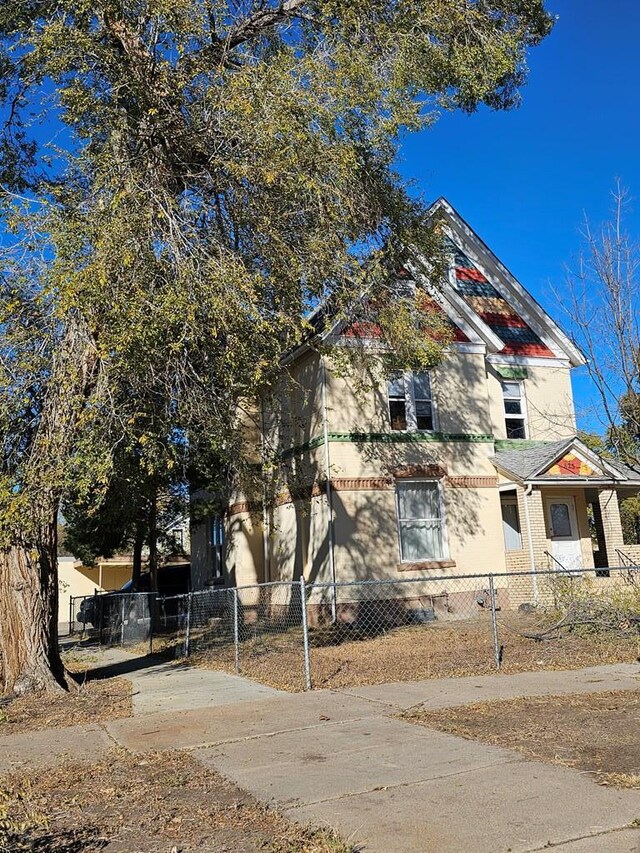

{"left": 545, "top": 453, "right": 598, "bottom": 478}
{"left": 448, "top": 241, "right": 555, "bottom": 358}
{"left": 341, "top": 279, "right": 470, "bottom": 343}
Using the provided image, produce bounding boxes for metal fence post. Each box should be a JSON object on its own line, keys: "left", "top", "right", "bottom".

{"left": 300, "top": 577, "right": 312, "bottom": 690}
{"left": 232, "top": 587, "right": 240, "bottom": 673}
{"left": 488, "top": 575, "right": 501, "bottom": 670}
{"left": 68, "top": 596, "right": 74, "bottom": 637}
{"left": 148, "top": 592, "right": 154, "bottom": 655}
{"left": 184, "top": 593, "right": 192, "bottom": 657}
{"left": 120, "top": 595, "right": 126, "bottom": 647}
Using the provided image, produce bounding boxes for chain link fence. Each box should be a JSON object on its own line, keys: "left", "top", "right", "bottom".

{"left": 68, "top": 566, "right": 640, "bottom": 690}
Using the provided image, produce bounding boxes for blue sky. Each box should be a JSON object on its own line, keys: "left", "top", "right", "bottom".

{"left": 397, "top": 0, "right": 640, "bottom": 432}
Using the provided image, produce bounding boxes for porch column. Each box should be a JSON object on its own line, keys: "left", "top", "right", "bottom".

{"left": 523, "top": 487, "right": 548, "bottom": 569}
{"left": 597, "top": 489, "right": 624, "bottom": 566}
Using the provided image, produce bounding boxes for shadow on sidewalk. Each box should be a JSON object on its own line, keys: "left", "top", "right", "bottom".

{"left": 79, "top": 654, "right": 176, "bottom": 682}
{"left": 62, "top": 636, "right": 180, "bottom": 682}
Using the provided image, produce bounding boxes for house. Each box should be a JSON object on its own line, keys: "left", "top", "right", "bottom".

{"left": 190, "top": 198, "right": 640, "bottom": 613}
{"left": 58, "top": 514, "right": 191, "bottom": 625}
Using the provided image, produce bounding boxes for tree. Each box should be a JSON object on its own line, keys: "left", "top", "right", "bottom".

{"left": 0, "top": 1, "right": 554, "bottom": 694}
{"left": 562, "top": 185, "right": 640, "bottom": 465}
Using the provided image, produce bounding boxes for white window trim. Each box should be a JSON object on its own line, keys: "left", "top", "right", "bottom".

{"left": 502, "top": 379, "right": 528, "bottom": 439}
{"left": 500, "top": 495, "right": 523, "bottom": 552}
{"left": 395, "top": 478, "right": 449, "bottom": 563}
{"left": 388, "top": 371, "right": 438, "bottom": 433}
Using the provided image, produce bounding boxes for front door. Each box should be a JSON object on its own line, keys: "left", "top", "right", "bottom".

{"left": 546, "top": 497, "right": 582, "bottom": 571}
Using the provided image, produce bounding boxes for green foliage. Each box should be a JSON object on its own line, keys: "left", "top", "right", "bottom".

{"left": 0, "top": 0, "right": 554, "bottom": 549}
{"left": 546, "top": 573, "right": 640, "bottom": 636}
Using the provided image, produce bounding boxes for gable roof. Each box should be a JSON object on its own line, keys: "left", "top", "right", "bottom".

{"left": 427, "top": 198, "right": 586, "bottom": 367}
{"left": 491, "top": 436, "right": 639, "bottom": 484}
{"left": 286, "top": 197, "right": 586, "bottom": 366}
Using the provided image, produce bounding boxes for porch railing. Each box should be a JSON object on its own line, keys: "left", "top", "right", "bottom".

{"left": 615, "top": 548, "right": 640, "bottom": 569}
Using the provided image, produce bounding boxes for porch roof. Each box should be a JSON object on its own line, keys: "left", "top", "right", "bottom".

{"left": 491, "top": 436, "right": 640, "bottom": 487}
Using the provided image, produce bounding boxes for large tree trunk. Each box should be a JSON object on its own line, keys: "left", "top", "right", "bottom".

{"left": 0, "top": 317, "right": 99, "bottom": 696}
{"left": 0, "top": 520, "right": 67, "bottom": 695}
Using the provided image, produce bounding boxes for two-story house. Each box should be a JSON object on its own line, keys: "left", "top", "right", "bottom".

{"left": 191, "top": 198, "right": 640, "bottom": 613}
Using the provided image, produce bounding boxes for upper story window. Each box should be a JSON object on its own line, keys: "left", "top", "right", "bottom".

{"left": 388, "top": 372, "right": 434, "bottom": 432}
{"left": 502, "top": 381, "right": 527, "bottom": 439}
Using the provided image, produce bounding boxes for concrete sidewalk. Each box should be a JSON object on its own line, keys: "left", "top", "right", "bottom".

{"left": 65, "top": 643, "right": 283, "bottom": 714}
{"left": 340, "top": 661, "right": 640, "bottom": 710}
{"left": 3, "top": 655, "right": 640, "bottom": 852}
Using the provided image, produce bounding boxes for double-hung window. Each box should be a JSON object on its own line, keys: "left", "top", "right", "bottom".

{"left": 502, "top": 381, "right": 527, "bottom": 439}
{"left": 388, "top": 372, "right": 434, "bottom": 432}
{"left": 396, "top": 480, "right": 446, "bottom": 562}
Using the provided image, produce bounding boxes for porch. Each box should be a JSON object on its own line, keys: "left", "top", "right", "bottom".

{"left": 492, "top": 436, "right": 640, "bottom": 577}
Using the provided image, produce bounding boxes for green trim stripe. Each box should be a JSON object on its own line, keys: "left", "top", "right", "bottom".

{"left": 495, "top": 366, "right": 528, "bottom": 380}
{"left": 282, "top": 431, "right": 494, "bottom": 458}
{"left": 493, "top": 439, "right": 549, "bottom": 451}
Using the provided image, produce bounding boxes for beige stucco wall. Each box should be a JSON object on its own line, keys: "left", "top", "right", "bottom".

{"left": 487, "top": 363, "right": 576, "bottom": 441}
{"left": 329, "top": 483, "right": 506, "bottom": 581}
{"left": 261, "top": 351, "right": 324, "bottom": 456}
{"left": 266, "top": 494, "right": 330, "bottom": 584}
{"left": 324, "top": 350, "right": 493, "bottom": 437}
{"left": 327, "top": 438, "right": 497, "bottom": 480}
{"left": 225, "top": 511, "right": 264, "bottom": 587}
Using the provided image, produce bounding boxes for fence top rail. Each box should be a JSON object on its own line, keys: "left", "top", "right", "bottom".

{"left": 301, "top": 565, "right": 635, "bottom": 590}
{"left": 71, "top": 564, "right": 639, "bottom": 608}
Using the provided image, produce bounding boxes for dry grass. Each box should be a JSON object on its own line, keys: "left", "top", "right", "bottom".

{"left": 403, "top": 689, "right": 640, "bottom": 788}
{"left": 0, "top": 676, "right": 132, "bottom": 735}
{"left": 1, "top": 748, "right": 354, "bottom": 852}
{"left": 186, "top": 618, "right": 640, "bottom": 692}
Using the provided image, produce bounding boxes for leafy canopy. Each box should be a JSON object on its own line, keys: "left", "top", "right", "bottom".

{"left": 0, "top": 0, "right": 553, "bottom": 541}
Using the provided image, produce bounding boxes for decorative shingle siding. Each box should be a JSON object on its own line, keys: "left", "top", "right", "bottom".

{"left": 449, "top": 241, "right": 555, "bottom": 358}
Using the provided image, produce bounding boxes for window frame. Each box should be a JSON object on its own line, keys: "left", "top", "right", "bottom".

{"left": 500, "top": 495, "right": 523, "bottom": 552}
{"left": 395, "top": 478, "right": 449, "bottom": 564}
{"left": 210, "top": 516, "right": 225, "bottom": 581}
{"left": 502, "top": 380, "right": 528, "bottom": 439}
{"left": 388, "top": 371, "right": 437, "bottom": 433}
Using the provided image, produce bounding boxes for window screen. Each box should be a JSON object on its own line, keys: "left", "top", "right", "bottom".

{"left": 396, "top": 481, "right": 444, "bottom": 561}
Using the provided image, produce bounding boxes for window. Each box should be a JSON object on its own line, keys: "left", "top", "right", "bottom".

{"left": 388, "top": 372, "right": 434, "bottom": 432}
{"left": 500, "top": 496, "right": 522, "bottom": 551}
{"left": 396, "top": 480, "right": 445, "bottom": 562}
{"left": 502, "top": 381, "right": 527, "bottom": 439}
{"left": 388, "top": 374, "right": 407, "bottom": 431}
{"left": 210, "top": 516, "right": 225, "bottom": 580}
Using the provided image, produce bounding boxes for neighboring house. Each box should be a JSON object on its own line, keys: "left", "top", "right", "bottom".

{"left": 58, "top": 515, "right": 192, "bottom": 621}
{"left": 57, "top": 555, "right": 133, "bottom": 624}
{"left": 191, "top": 198, "right": 640, "bottom": 611}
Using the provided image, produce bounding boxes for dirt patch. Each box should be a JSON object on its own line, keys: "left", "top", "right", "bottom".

{"left": 0, "top": 676, "right": 132, "bottom": 735}
{"left": 187, "top": 619, "right": 640, "bottom": 691}
{"left": 2, "top": 748, "right": 353, "bottom": 852}
{"left": 403, "top": 689, "right": 640, "bottom": 789}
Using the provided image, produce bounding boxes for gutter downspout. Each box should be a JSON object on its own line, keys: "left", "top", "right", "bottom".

{"left": 259, "top": 397, "right": 271, "bottom": 584}
{"left": 523, "top": 483, "right": 539, "bottom": 603}
{"left": 321, "top": 356, "right": 338, "bottom": 623}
